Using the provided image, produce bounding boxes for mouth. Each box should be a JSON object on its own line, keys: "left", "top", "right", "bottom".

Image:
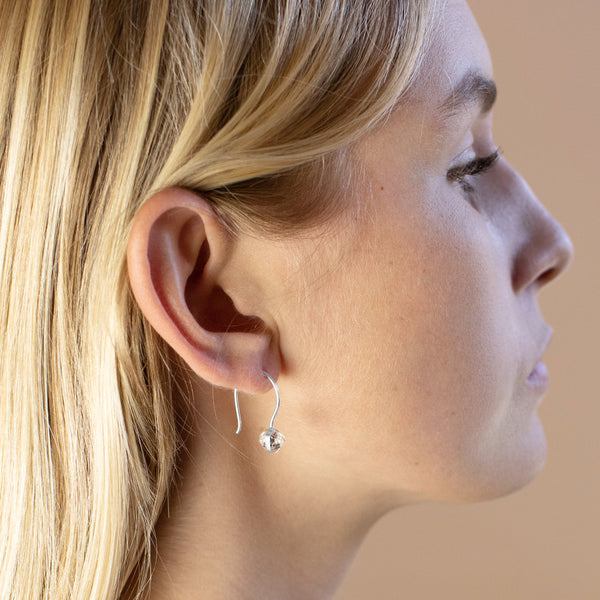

{"left": 526, "top": 328, "right": 553, "bottom": 391}
{"left": 526, "top": 361, "right": 550, "bottom": 390}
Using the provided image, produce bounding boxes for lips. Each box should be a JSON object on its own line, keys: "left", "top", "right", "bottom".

{"left": 526, "top": 361, "right": 550, "bottom": 390}
{"left": 526, "top": 328, "right": 553, "bottom": 391}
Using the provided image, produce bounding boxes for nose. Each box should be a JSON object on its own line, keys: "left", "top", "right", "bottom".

{"left": 510, "top": 177, "right": 574, "bottom": 293}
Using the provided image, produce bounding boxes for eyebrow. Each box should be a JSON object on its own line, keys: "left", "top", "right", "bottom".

{"left": 439, "top": 71, "right": 498, "bottom": 119}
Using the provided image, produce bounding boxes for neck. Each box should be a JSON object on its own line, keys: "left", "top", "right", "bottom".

{"left": 147, "top": 391, "right": 385, "bottom": 600}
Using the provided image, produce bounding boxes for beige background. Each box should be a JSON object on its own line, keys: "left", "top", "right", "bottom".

{"left": 335, "top": 1, "right": 599, "bottom": 599}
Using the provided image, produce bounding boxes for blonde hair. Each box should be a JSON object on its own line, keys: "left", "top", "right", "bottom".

{"left": 0, "top": 1, "right": 430, "bottom": 597}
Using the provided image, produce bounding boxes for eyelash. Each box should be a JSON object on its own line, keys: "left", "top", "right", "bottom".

{"left": 447, "top": 149, "right": 501, "bottom": 195}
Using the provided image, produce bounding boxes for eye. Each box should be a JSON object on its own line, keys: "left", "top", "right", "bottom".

{"left": 447, "top": 149, "right": 501, "bottom": 195}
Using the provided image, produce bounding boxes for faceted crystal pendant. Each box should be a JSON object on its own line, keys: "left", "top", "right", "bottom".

{"left": 259, "top": 427, "right": 286, "bottom": 453}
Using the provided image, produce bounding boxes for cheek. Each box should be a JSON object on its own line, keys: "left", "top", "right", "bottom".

{"left": 361, "top": 213, "right": 522, "bottom": 486}
{"left": 393, "top": 255, "right": 519, "bottom": 493}
{"left": 276, "top": 189, "right": 542, "bottom": 503}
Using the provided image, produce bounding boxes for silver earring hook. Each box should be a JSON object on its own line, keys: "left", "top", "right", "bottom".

{"left": 234, "top": 372, "right": 285, "bottom": 453}
{"left": 234, "top": 371, "right": 280, "bottom": 434}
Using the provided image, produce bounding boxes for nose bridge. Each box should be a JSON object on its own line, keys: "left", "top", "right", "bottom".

{"left": 510, "top": 175, "right": 574, "bottom": 293}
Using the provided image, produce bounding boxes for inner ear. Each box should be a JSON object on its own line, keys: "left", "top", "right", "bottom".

{"left": 185, "top": 240, "right": 265, "bottom": 334}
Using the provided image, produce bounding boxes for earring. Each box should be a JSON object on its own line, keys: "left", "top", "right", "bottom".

{"left": 234, "top": 371, "right": 286, "bottom": 453}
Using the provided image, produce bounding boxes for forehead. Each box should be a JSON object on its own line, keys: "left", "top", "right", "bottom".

{"left": 406, "top": 0, "right": 493, "bottom": 111}
{"left": 354, "top": 1, "right": 494, "bottom": 188}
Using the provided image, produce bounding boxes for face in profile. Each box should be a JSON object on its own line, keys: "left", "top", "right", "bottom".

{"left": 234, "top": 0, "right": 573, "bottom": 507}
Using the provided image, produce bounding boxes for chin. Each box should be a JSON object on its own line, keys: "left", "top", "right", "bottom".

{"left": 460, "top": 420, "right": 549, "bottom": 503}
{"left": 424, "top": 418, "right": 549, "bottom": 504}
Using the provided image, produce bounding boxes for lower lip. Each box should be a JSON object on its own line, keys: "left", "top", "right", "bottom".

{"left": 526, "top": 362, "right": 550, "bottom": 391}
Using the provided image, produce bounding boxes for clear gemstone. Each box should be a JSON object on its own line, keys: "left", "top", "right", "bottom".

{"left": 259, "top": 427, "right": 285, "bottom": 453}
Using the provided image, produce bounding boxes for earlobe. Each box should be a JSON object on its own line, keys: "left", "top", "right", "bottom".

{"left": 126, "top": 188, "right": 278, "bottom": 393}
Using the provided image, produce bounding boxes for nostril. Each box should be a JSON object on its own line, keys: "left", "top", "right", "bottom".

{"left": 537, "top": 266, "right": 561, "bottom": 286}
{"left": 535, "top": 228, "right": 574, "bottom": 288}
{"left": 513, "top": 223, "right": 574, "bottom": 293}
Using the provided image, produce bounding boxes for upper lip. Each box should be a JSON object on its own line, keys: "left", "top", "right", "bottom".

{"left": 530, "top": 327, "right": 553, "bottom": 373}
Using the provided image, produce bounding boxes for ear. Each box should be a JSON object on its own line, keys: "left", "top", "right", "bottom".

{"left": 126, "top": 187, "right": 278, "bottom": 393}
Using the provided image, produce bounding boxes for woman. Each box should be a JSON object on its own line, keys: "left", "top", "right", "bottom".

{"left": 0, "top": 0, "right": 574, "bottom": 598}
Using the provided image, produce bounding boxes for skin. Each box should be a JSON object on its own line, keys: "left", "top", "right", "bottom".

{"left": 127, "top": 1, "right": 574, "bottom": 598}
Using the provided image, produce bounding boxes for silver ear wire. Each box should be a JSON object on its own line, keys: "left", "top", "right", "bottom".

{"left": 234, "top": 388, "right": 243, "bottom": 435}
{"left": 234, "top": 371, "right": 285, "bottom": 453}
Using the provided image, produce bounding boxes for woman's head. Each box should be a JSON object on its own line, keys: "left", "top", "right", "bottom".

{"left": 126, "top": 0, "right": 574, "bottom": 523}
{"left": 0, "top": 1, "right": 435, "bottom": 598}
{"left": 228, "top": 0, "right": 574, "bottom": 507}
